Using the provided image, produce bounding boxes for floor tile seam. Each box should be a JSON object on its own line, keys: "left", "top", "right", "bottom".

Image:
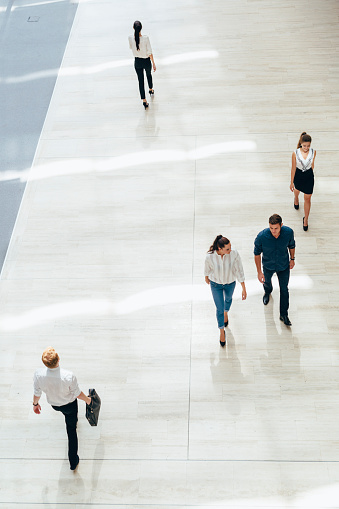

{"left": 33, "top": 150, "right": 339, "bottom": 157}
{"left": 39, "top": 130, "right": 339, "bottom": 139}
{"left": 39, "top": 134, "right": 339, "bottom": 140}
{"left": 0, "top": 503, "right": 269, "bottom": 508}
{"left": 187, "top": 137, "right": 197, "bottom": 459}
{"left": 37, "top": 131, "right": 339, "bottom": 139}
{"left": 0, "top": 276, "right": 196, "bottom": 281}
{"left": 2, "top": 457, "right": 339, "bottom": 464}
{"left": 37, "top": 136, "right": 339, "bottom": 143}
{"left": 0, "top": 504, "right": 336, "bottom": 509}
{"left": 1, "top": 271, "right": 337, "bottom": 280}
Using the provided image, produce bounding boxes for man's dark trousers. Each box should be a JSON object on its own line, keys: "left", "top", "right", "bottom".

{"left": 52, "top": 399, "right": 78, "bottom": 468}
{"left": 263, "top": 265, "right": 290, "bottom": 316}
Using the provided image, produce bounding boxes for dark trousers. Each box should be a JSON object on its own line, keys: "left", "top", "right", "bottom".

{"left": 263, "top": 265, "right": 290, "bottom": 316}
{"left": 134, "top": 57, "right": 153, "bottom": 100}
{"left": 52, "top": 399, "right": 78, "bottom": 468}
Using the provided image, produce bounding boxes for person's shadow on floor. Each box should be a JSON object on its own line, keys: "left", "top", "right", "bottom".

{"left": 210, "top": 328, "right": 248, "bottom": 417}
{"left": 260, "top": 295, "right": 301, "bottom": 378}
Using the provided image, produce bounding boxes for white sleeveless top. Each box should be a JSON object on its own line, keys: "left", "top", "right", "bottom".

{"left": 295, "top": 148, "right": 315, "bottom": 171}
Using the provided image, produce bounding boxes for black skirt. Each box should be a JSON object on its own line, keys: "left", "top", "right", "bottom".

{"left": 294, "top": 168, "right": 314, "bottom": 195}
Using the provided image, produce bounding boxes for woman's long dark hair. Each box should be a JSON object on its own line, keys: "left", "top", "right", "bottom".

{"left": 208, "top": 235, "right": 230, "bottom": 253}
{"left": 133, "top": 20, "right": 142, "bottom": 51}
{"left": 297, "top": 132, "right": 312, "bottom": 149}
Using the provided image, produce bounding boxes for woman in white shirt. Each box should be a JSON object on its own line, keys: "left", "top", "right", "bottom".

{"left": 128, "top": 21, "right": 156, "bottom": 109}
{"left": 205, "top": 235, "right": 247, "bottom": 346}
{"left": 290, "top": 132, "right": 316, "bottom": 231}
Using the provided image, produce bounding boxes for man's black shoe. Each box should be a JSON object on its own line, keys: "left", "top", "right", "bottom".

{"left": 280, "top": 315, "right": 292, "bottom": 326}
{"left": 263, "top": 293, "right": 270, "bottom": 305}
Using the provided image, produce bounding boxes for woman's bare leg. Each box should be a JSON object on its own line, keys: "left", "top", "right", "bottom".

{"left": 304, "top": 194, "right": 312, "bottom": 225}
{"left": 294, "top": 189, "right": 300, "bottom": 206}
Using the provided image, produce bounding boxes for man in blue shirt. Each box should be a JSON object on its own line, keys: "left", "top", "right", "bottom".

{"left": 254, "top": 214, "right": 295, "bottom": 326}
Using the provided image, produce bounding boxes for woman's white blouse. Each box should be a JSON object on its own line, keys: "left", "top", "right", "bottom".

{"left": 295, "top": 148, "right": 315, "bottom": 171}
{"left": 128, "top": 35, "right": 152, "bottom": 58}
{"left": 204, "top": 249, "right": 245, "bottom": 284}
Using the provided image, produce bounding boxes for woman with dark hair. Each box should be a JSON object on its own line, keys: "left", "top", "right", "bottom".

{"left": 290, "top": 132, "right": 316, "bottom": 231}
{"left": 205, "top": 235, "right": 247, "bottom": 346}
{"left": 128, "top": 21, "right": 156, "bottom": 109}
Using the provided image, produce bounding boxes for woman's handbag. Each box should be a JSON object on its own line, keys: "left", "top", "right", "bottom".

{"left": 86, "top": 388, "right": 101, "bottom": 426}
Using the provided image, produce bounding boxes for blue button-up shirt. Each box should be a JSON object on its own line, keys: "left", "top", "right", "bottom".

{"left": 254, "top": 226, "right": 295, "bottom": 272}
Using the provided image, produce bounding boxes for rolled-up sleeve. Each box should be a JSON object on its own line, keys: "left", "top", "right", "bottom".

{"left": 69, "top": 375, "right": 81, "bottom": 400}
{"left": 288, "top": 230, "right": 296, "bottom": 250}
{"left": 254, "top": 232, "right": 263, "bottom": 256}
{"left": 234, "top": 252, "right": 245, "bottom": 283}
{"left": 146, "top": 37, "right": 152, "bottom": 56}
{"left": 33, "top": 372, "right": 42, "bottom": 397}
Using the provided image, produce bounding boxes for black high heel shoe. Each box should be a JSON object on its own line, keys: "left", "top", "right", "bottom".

{"left": 303, "top": 217, "right": 308, "bottom": 231}
{"left": 143, "top": 101, "right": 149, "bottom": 109}
{"left": 149, "top": 89, "right": 154, "bottom": 95}
{"left": 294, "top": 202, "right": 299, "bottom": 210}
{"left": 219, "top": 330, "right": 226, "bottom": 347}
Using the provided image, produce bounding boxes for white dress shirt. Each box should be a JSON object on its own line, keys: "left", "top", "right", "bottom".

{"left": 33, "top": 366, "right": 81, "bottom": 406}
{"left": 128, "top": 35, "right": 152, "bottom": 58}
{"left": 204, "top": 249, "right": 245, "bottom": 284}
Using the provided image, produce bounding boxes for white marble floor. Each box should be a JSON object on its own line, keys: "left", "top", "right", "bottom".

{"left": 1, "top": 0, "right": 339, "bottom": 507}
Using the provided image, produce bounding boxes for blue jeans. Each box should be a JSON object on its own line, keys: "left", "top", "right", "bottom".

{"left": 210, "top": 280, "right": 236, "bottom": 329}
{"left": 263, "top": 265, "right": 290, "bottom": 316}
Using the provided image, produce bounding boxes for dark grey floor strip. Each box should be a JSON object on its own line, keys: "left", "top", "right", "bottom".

{"left": 0, "top": 0, "right": 78, "bottom": 272}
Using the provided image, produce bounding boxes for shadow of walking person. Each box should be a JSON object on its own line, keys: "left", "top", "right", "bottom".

{"left": 210, "top": 328, "right": 249, "bottom": 417}
{"left": 260, "top": 296, "right": 301, "bottom": 379}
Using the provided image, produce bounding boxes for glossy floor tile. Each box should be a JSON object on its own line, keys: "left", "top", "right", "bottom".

{"left": 1, "top": 0, "right": 339, "bottom": 507}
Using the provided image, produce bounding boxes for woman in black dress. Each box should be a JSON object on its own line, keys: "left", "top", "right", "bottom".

{"left": 290, "top": 132, "right": 316, "bottom": 231}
